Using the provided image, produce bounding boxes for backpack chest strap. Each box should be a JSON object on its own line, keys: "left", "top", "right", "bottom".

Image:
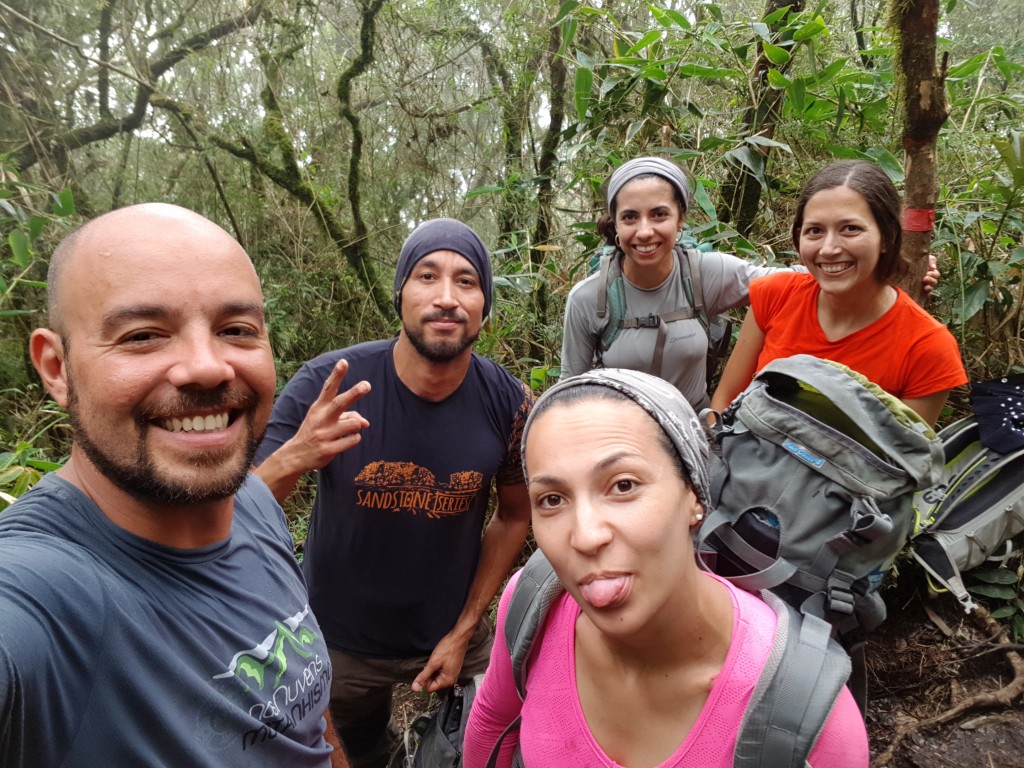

{"left": 618, "top": 308, "right": 701, "bottom": 376}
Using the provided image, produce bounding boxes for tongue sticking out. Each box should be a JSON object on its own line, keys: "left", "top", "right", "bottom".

{"left": 580, "top": 576, "right": 630, "bottom": 609}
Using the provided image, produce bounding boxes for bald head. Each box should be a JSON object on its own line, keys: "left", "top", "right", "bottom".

{"left": 47, "top": 204, "right": 253, "bottom": 334}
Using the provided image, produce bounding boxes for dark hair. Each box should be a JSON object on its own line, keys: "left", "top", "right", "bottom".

{"left": 791, "top": 160, "right": 905, "bottom": 283}
{"left": 596, "top": 173, "right": 689, "bottom": 247}
{"left": 526, "top": 383, "right": 691, "bottom": 485}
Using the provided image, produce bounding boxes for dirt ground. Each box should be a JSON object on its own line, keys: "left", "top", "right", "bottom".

{"left": 393, "top": 562, "right": 1024, "bottom": 767}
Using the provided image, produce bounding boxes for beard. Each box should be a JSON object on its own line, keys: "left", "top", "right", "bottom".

{"left": 66, "top": 371, "right": 264, "bottom": 506}
{"left": 405, "top": 310, "right": 480, "bottom": 363}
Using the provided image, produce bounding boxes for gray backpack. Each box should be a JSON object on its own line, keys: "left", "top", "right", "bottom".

{"left": 698, "top": 355, "right": 943, "bottom": 642}
{"left": 910, "top": 414, "right": 1024, "bottom": 612}
{"left": 485, "top": 550, "right": 851, "bottom": 768}
{"left": 594, "top": 244, "right": 732, "bottom": 388}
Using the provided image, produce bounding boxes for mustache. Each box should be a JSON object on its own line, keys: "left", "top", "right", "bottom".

{"left": 137, "top": 385, "right": 260, "bottom": 420}
{"left": 423, "top": 310, "right": 466, "bottom": 323}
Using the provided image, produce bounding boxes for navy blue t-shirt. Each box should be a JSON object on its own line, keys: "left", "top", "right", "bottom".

{"left": 257, "top": 339, "right": 532, "bottom": 658}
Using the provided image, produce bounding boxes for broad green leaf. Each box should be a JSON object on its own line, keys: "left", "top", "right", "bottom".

{"left": 762, "top": 42, "right": 790, "bottom": 66}
{"left": 724, "top": 146, "right": 766, "bottom": 189}
{"left": 793, "top": 19, "right": 826, "bottom": 42}
{"left": 751, "top": 22, "right": 770, "bottom": 42}
{"left": 8, "top": 229, "right": 30, "bottom": 267}
{"left": 811, "top": 57, "right": 848, "bottom": 85}
{"left": 762, "top": 5, "right": 792, "bottom": 24}
{"left": 746, "top": 135, "right": 793, "bottom": 153}
{"left": 651, "top": 6, "right": 691, "bottom": 30}
{"left": 946, "top": 52, "right": 988, "bottom": 80}
{"left": 626, "top": 30, "right": 663, "bottom": 56}
{"left": 955, "top": 279, "right": 990, "bottom": 323}
{"left": 789, "top": 77, "right": 805, "bottom": 112}
{"left": 625, "top": 119, "right": 647, "bottom": 143}
{"left": 1008, "top": 246, "right": 1024, "bottom": 267}
{"left": 865, "top": 147, "right": 905, "bottom": 182}
{"left": 767, "top": 69, "right": 790, "bottom": 89}
{"left": 553, "top": 0, "right": 580, "bottom": 25}
{"left": 576, "top": 50, "right": 596, "bottom": 71}
{"left": 968, "top": 584, "right": 1017, "bottom": 600}
{"left": 692, "top": 180, "right": 716, "bottom": 219}
{"left": 575, "top": 67, "right": 593, "bottom": 122}
{"left": 971, "top": 568, "right": 1020, "bottom": 585}
{"left": 557, "top": 19, "right": 578, "bottom": 57}
{"left": 53, "top": 188, "right": 75, "bottom": 217}
{"left": 994, "top": 131, "right": 1024, "bottom": 186}
{"left": 27, "top": 215, "right": 48, "bottom": 241}
{"left": 990, "top": 606, "right": 1019, "bottom": 620}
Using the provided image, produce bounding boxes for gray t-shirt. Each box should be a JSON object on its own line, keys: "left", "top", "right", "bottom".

{"left": 560, "top": 250, "right": 784, "bottom": 409}
{"left": 0, "top": 473, "right": 334, "bottom": 767}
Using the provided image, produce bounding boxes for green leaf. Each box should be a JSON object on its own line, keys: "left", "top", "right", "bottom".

{"left": 751, "top": 22, "right": 770, "bottom": 42}
{"left": 1008, "top": 246, "right": 1024, "bottom": 267}
{"left": 767, "top": 69, "right": 790, "bottom": 89}
{"left": 27, "top": 215, "right": 48, "bottom": 241}
{"left": 955, "top": 279, "right": 990, "bottom": 323}
{"left": 762, "top": 5, "right": 792, "bottom": 25}
{"left": 553, "top": 0, "right": 580, "bottom": 25}
{"left": 626, "top": 30, "right": 663, "bottom": 56}
{"left": 994, "top": 131, "right": 1024, "bottom": 187}
{"left": 946, "top": 52, "right": 988, "bottom": 80}
{"left": 865, "top": 147, "right": 905, "bottom": 182}
{"left": 968, "top": 584, "right": 1017, "bottom": 600}
{"left": 990, "top": 606, "right": 1019, "bottom": 620}
{"left": 692, "top": 180, "right": 716, "bottom": 219}
{"left": 811, "top": 57, "right": 848, "bottom": 85}
{"left": 650, "top": 6, "right": 691, "bottom": 30}
{"left": 8, "top": 229, "right": 30, "bottom": 267}
{"left": 53, "top": 188, "right": 75, "bottom": 217}
{"left": 762, "top": 42, "right": 791, "bottom": 66}
{"left": 724, "top": 146, "right": 766, "bottom": 189}
{"left": 625, "top": 118, "right": 647, "bottom": 143}
{"left": 574, "top": 67, "right": 593, "bottom": 123}
{"left": 745, "top": 135, "right": 793, "bottom": 153}
{"left": 793, "top": 19, "right": 826, "bottom": 42}
{"left": 557, "top": 19, "right": 578, "bottom": 57}
{"left": 789, "top": 77, "right": 805, "bottom": 112}
{"left": 972, "top": 567, "right": 1020, "bottom": 585}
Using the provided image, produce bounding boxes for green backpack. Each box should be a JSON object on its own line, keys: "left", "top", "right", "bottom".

{"left": 593, "top": 244, "right": 733, "bottom": 389}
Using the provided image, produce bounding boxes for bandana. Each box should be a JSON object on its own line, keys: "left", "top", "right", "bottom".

{"left": 606, "top": 157, "right": 691, "bottom": 214}
{"left": 393, "top": 218, "right": 493, "bottom": 319}
{"left": 522, "top": 368, "right": 711, "bottom": 511}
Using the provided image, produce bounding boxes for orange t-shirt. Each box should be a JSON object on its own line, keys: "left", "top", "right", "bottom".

{"left": 750, "top": 272, "right": 967, "bottom": 400}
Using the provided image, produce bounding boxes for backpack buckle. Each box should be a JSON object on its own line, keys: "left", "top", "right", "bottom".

{"left": 826, "top": 586, "right": 856, "bottom": 616}
{"left": 636, "top": 314, "right": 661, "bottom": 328}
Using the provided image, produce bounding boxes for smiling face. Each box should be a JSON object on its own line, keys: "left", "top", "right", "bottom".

{"left": 399, "top": 249, "right": 485, "bottom": 363}
{"left": 525, "top": 395, "right": 703, "bottom": 637}
{"left": 613, "top": 176, "right": 685, "bottom": 286}
{"left": 797, "top": 185, "right": 888, "bottom": 297}
{"left": 34, "top": 204, "right": 276, "bottom": 509}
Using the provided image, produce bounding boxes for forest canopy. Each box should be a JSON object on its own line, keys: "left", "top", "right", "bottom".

{"left": 2, "top": 0, "right": 1023, "bottom": 493}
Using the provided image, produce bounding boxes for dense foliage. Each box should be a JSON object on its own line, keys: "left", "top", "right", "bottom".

{"left": 1, "top": 0, "right": 1022, "bottom": 513}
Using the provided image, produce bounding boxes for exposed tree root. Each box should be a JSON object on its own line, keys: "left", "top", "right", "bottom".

{"left": 871, "top": 605, "right": 1024, "bottom": 768}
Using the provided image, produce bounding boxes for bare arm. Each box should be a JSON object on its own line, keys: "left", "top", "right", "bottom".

{"left": 902, "top": 390, "right": 950, "bottom": 428}
{"left": 255, "top": 359, "right": 371, "bottom": 504}
{"left": 411, "top": 482, "right": 532, "bottom": 694}
{"left": 710, "top": 309, "right": 766, "bottom": 413}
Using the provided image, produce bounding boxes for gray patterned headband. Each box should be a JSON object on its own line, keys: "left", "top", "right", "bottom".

{"left": 606, "top": 157, "right": 691, "bottom": 214}
{"left": 522, "top": 368, "right": 711, "bottom": 510}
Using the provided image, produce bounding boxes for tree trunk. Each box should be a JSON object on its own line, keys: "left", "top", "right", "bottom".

{"left": 894, "top": 0, "right": 949, "bottom": 304}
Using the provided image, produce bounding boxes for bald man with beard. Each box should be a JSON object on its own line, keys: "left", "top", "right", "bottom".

{"left": 0, "top": 204, "right": 347, "bottom": 767}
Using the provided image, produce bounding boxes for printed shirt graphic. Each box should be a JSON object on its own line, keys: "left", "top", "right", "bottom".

{"left": 354, "top": 461, "right": 484, "bottom": 518}
{"left": 0, "top": 474, "right": 333, "bottom": 768}
{"left": 258, "top": 339, "right": 533, "bottom": 659}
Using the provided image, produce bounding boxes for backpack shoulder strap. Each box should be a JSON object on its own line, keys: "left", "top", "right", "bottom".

{"left": 503, "top": 550, "right": 564, "bottom": 698}
{"left": 733, "top": 591, "right": 851, "bottom": 768}
{"left": 676, "top": 246, "right": 710, "bottom": 331}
